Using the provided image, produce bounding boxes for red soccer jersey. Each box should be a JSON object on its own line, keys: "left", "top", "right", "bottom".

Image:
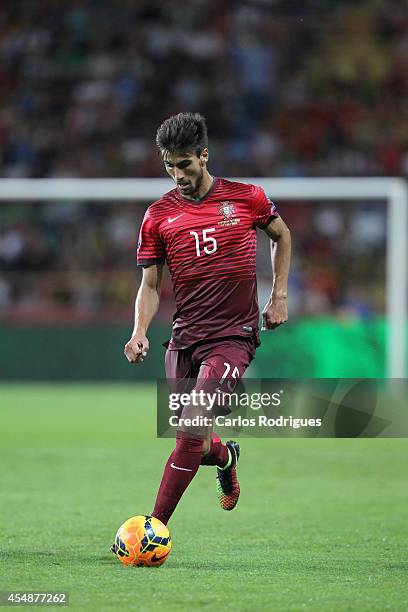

{"left": 137, "top": 178, "right": 278, "bottom": 350}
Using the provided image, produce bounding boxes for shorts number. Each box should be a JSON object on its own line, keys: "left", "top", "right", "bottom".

{"left": 189, "top": 228, "right": 217, "bottom": 257}
{"left": 219, "top": 362, "right": 240, "bottom": 391}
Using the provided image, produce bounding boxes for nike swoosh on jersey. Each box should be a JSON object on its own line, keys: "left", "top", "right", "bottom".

{"left": 170, "top": 462, "right": 193, "bottom": 471}
{"left": 168, "top": 213, "right": 185, "bottom": 223}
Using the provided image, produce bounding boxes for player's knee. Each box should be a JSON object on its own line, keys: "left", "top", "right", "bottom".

{"left": 180, "top": 397, "right": 212, "bottom": 421}
{"left": 176, "top": 397, "right": 212, "bottom": 439}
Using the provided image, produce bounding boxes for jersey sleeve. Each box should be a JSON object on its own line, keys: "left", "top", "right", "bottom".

{"left": 137, "top": 208, "right": 166, "bottom": 266}
{"left": 251, "top": 185, "right": 279, "bottom": 228}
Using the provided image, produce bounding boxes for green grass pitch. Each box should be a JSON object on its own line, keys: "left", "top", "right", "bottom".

{"left": 0, "top": 384, "right": 407, "bottom": 611}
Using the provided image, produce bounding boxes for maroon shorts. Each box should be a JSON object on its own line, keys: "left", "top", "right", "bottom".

{"left": 165, "top": 335, "right": 256, "bottom": 396}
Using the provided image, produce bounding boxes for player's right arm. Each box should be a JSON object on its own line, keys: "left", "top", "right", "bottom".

{"left": 124, "top": 264, "right": 163, "bottom": 364}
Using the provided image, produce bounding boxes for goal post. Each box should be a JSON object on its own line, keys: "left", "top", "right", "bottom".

{"left": 1, "top": 177, "right": 406, "bottom": 378}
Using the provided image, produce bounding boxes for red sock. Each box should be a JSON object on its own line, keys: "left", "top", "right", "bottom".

{"left": 152, "top": 433, "right": 204, "bottom": 525}
{"left": 200, "top": 432, "right": 229, "bottom": 467}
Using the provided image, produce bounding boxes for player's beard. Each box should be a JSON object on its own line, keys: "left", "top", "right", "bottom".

{"left": 179, "top": 168, "right": 203, "bottom": 199}
{"left": 191, "top": 168, "right": 204, "bottom": 197}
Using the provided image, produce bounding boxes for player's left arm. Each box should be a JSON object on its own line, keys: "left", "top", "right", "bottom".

{"left": 261, "top": 216, "right": 291, "bottom": 330}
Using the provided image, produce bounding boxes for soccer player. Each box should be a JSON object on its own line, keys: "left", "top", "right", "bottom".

{"left": 124, "top": 112, "right": 291, "bottom": 525}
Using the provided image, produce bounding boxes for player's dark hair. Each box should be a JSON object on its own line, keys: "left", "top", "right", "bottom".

{"left": 156, "top": 112, "right": 208, "bottom": 156}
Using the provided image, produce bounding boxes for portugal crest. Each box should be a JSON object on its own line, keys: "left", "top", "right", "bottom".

{"left": 218, "top": 201, "right": 240, "bottom": 227}
{"left": 219, "top": 201, "right": 235, "bottom": 219}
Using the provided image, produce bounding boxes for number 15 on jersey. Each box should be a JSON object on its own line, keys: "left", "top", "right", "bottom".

{"left": 189, "top": 228, "right": 217, "bottom": 257}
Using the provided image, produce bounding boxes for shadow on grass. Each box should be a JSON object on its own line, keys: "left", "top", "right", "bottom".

{"left": 1, "top": 549, "right": 271, "bottom": 571}
{"left": 0, "top": 549, "right": 116, "bottom": 565}
{"left": 168, "top": 558, "right": 408, "bottom": 574}
{"left": 3, "top": 549, "right": 408, "bottom": 575}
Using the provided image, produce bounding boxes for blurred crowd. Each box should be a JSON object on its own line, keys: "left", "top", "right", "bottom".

{"left": 0, "top": 200, "right": 385, "bottom": 323}
{"left": 0, "top": 0, "right": 399, "bottom": 322}
{"left": 0, "top": 0, "right": 407, "bottom": 179}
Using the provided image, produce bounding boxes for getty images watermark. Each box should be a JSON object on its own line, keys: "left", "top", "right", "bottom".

{"left": 157, "top": 378, "right": 408, "bottom": 438}
{"left": 167, "top": 388, "right": 321, "bottom": 430}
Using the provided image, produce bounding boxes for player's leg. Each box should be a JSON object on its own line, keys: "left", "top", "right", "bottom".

{"left": 200, "top": 431, "right": 229, "bottom": 466}
{"left": 151, "top": 346, "right": 204, "bottom": 525}
{"left": 198, "top": 336, "right": 255, "bottom": 467}
{"left": 195, "top": 337, "right": 256, "bottom": 510}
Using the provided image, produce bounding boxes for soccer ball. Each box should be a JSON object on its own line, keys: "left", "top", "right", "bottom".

{"left": 112, "top": 515, "right": 172, "bottom": 567}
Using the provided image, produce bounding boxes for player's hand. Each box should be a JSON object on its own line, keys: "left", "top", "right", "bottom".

{"left": 124, "top": 333, "right": 149, "bottom": 363}
{"left": 261, "top": 298, "right": 288, "bottom": 330}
